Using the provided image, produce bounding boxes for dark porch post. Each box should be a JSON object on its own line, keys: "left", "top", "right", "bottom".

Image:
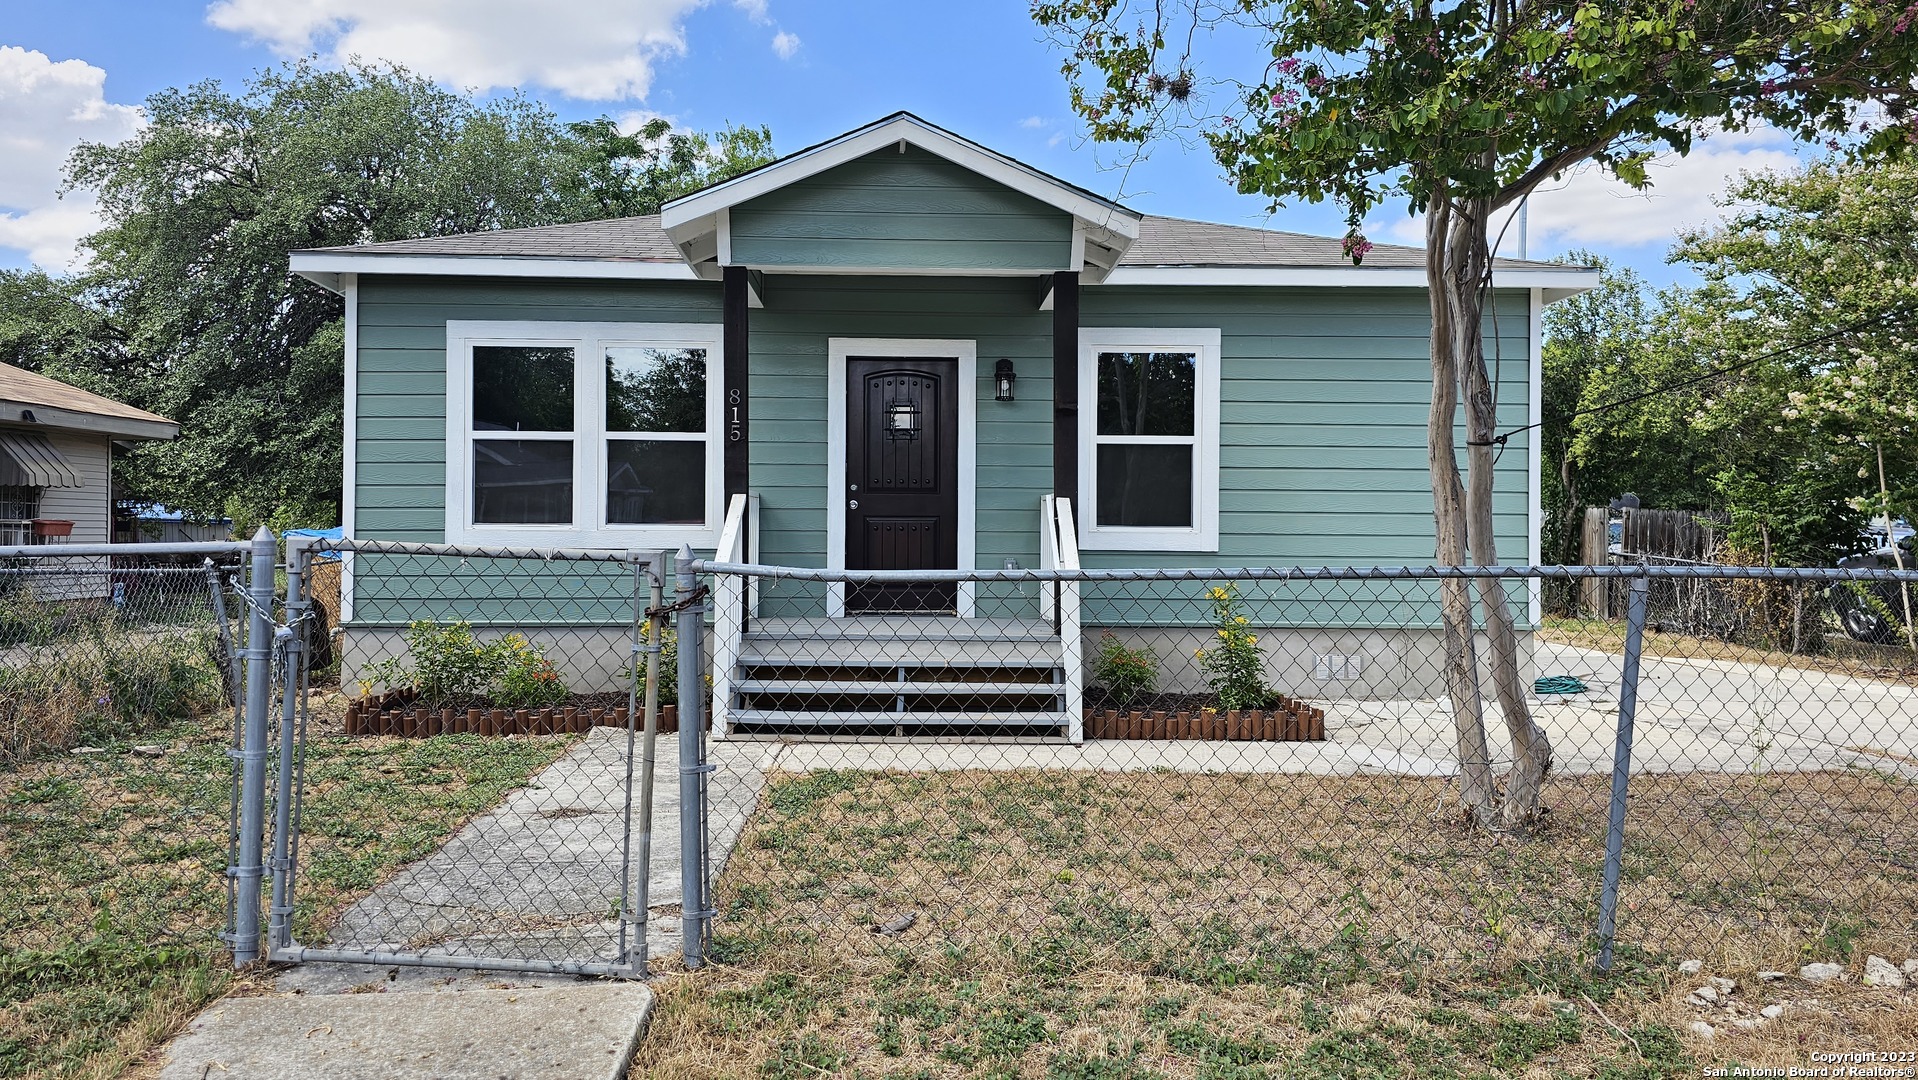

{"left": 1052, "top": 270, "right": 1080, "bottom": 505}
{"left": 722, "top": 266, "right": 750, "bottom": 504}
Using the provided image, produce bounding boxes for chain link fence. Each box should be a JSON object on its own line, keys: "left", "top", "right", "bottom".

{"left": 693, "top": 561, "right": 1918, "bottom": 986}
{"left": 270, "top": 538, "right": 683, "bottom": 978}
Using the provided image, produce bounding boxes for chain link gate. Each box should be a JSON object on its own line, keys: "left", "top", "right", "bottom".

{"left": 258, "top": 537, "right": 686, "bottom": 979}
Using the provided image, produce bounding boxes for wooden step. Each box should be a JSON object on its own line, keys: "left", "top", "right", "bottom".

{"left": 740, "top": 637, "right": 1063, "bottom": 667}
{"left": 734, "top": 679, "right": 1064, "bottom": 696}
{"left": 727, "top": 709, "right": 1070, "bottom": 728}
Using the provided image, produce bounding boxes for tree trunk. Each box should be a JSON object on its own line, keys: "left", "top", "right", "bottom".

{"left": 1426, "top": 193, "right": 1498, "bottom": 826}
{"left": 1427, "top": 187, "right": 1554, "bottom": 828}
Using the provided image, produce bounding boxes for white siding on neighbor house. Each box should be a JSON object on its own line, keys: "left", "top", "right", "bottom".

{"left": 32, "top": 430, "right": 113, "bottom": 543}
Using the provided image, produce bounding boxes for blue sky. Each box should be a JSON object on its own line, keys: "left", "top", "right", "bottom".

{"left": 2, "top": 0, "right": 1820, "bottom": 286}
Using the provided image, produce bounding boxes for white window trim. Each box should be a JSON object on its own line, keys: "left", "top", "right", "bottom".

{"left": 1077, "top": 327, "right": 1222, "bottom": 552}
{"left": 445, "top": 320, "right": 724, "bottom": 548}
{"left": 825, "top": 338, "right": 977, "bottom": 618}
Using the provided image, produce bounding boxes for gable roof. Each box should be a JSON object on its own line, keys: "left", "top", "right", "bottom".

{"left": 288, "top": 112, "right": 1597, "bottom": 297}
{"left": 660, "top": 112, "right": 1141, "bottom": 258}
{"left": 0, "top": 363, "right": 177, "bottom": 441}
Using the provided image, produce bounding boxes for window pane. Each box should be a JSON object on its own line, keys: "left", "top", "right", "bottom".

{"left": 474, "top": 346, "right": 574, "bottom": 431}
{"left": 1096, "top": 444, "right": 1193, "bottom": 528}
{"left": 607, "top": 441, "right": 706, "bottom": 525}
{"left": 607, "top": 347, "right": 706, "bottom": 433}
{"left": 474, "top": 440, "right": 573, "bottom": 524}
{"left": 1096, "top": 352, "right": 1196, "bottom": 436}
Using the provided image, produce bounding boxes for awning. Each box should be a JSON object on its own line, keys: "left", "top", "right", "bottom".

{"left": 0, "top": 431, "right": 83, "bottom": 488}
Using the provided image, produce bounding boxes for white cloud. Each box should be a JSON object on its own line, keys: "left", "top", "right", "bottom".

{"left": 0, "top": 46, "right": 143, "bottom": 271}
{"left": 1364, "top": 125, "right": 1808, "bottom": 256}
{"left": 1518, "top": 125, "right": 1804, "bottom": 249}
{"left": 733, "top": 0, "right": 769, "bottom": 22}
{"left": 204, "top": 0, "right": 729, "bottom": 101}
{"left": 771, "top": 30, "right": 800, "bottom": 59}
{"left": 1020, "top": 115, "right": 1046, "bottom": 129}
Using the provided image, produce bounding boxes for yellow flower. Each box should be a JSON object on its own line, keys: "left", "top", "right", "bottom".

{"left": 1194, "top": 648, "right": 1205, "bottom": 658}
{"left": 1246, "top": 635, "right": 1258, "bottom": 645}
{"left": 1217, "top": 629, "right": 1229, "bottom": 639}
{"left": 1235, "top": 616, "right": 1248, "bottom": 625}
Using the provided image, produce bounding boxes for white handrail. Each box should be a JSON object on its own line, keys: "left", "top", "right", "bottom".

{"left": 1052, "top": 497, "right": 1084, "bottom": 744}
{"left": 709, "top": 493, "right": 753, "bottom": 739}
{"left": 1039, "top": 495, "right": 1060, "bottom": 622}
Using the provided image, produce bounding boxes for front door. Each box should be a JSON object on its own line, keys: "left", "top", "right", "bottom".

{"left": 845, "top": 357, "right": 959, "bottom": 613}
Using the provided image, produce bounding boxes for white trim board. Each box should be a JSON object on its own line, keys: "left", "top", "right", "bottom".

{"left": 1101, "top": 266, "right": 1601, "bottom": 294}
{"left": 443, "top": 319, "right": 726, "bottom": 549}
{"left": 826, "top": 337, "right": 978, "bottom": 619}
{"left": 291, "top": 253, "right": 698, "bottom": 290}
{"left": 1076, "top": 327, "right": 1223, "bottom": 553}
{"left": 341, "top": 273, "right": 359, "bottom": 623}
{"left": 1528, "top": 286, "right": 1544, "bottom": 628}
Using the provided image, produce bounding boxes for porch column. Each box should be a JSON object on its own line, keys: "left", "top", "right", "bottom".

{"left": 1052, "top": 270, "right": 1080, "bottom": 505}
{"left": 723, "top": 265, "right": 750, "bottom": 504}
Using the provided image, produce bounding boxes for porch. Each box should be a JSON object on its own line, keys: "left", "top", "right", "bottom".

{"left": 707, "top": 493, "right": 1087, "bottom": 742}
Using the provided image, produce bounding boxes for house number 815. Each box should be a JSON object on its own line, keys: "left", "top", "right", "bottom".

{"left": 728, "top": 388, "right": 743, "bottom": 441}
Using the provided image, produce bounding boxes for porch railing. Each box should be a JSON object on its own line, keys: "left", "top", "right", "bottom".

{"left": 1041, "top": 495, "right": 1085, "bottom": 742}
{"left": 708, "top": 492, "right": 756, "bottom": 738}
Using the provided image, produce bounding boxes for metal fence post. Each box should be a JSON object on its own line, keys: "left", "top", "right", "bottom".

{"left": 267, "top": 537, "right": 309, "bottom": 953}
{"left": 231, "top": 526, "right": 276, "bottom": 966}
{"left": 676, "top": 547, "right": 711, "bottom": 969}
{"left": 1596, "top": 571, "right": 1650, "bottom": 973}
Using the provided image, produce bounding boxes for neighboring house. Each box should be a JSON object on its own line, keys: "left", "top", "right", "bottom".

{"left": 290, "top": 112, "right": 1598, "bottom": 739}
{"left": 0, "top": 362, "right": 177, "bottom": 548}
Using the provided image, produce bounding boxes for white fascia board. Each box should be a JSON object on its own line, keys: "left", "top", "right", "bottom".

{"left": 0, "top": 402, "right": 177, "bottom": 441}
{"left": 662, "top": 115, "right": 1143, "bottom": 242}
{"left": 1100, "top": 265, "right": 1601, "bottom": 294}
{"left": 288, "top": 253, "right": 701, "bottom": 282}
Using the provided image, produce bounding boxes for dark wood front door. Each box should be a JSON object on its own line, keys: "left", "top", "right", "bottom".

{"left": 846, "top": 357, "right": 959, "bottom": 613}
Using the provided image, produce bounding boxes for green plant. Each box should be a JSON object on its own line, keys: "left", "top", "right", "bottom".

{"left": 1194, "top": 584, "right": 1269, "bottom": 712}
{"left": 361, "top": 620, "right": 570, "bottom": 709}
{"left": 1091, "top": 632, "right": 1158, "bottom": 708}
{"left": 0, "top": 623, "right": 222, "bottom": 764}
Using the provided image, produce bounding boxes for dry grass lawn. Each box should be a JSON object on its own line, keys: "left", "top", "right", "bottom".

{"left": 635, "top": 767, "right": 1918, "bottom": 1079}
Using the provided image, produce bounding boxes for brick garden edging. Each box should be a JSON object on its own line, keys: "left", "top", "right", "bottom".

{"left": 344, "top": 690, "right": 694, "bottom": 737}
{"left": 1084, "top": 698, "right": 1326, "bottom": 741}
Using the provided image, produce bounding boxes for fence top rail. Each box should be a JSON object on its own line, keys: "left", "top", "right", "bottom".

{"left": 0, "top": 541, "right": 251, "bottom": 559}
{"left": 311, "top": 536, "right": 658, "bottom": 565}
{"left": 690, "top": 560, "right": 1918, "bottom": 584}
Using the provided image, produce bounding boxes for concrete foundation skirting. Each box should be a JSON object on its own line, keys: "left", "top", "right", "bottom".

{"left": 339, "top": 625, "right": 714, "bottom": 695}
{"left": 342, "top": 623, "right": 1534, "bottom": 701}
{"left": 1086, "top": 626, "right": 1538, "bottom": 700}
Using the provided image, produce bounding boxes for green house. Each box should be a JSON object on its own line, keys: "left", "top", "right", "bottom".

{"left": 292, "top": 113, "right": 1597, "bottom": 741}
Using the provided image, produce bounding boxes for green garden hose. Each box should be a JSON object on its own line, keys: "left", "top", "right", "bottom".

{"left": 1533, "top": 675, "right": 1589, "bottom": 695}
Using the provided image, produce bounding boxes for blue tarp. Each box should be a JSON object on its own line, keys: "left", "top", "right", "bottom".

{"left": 284, "top": 526, "right": 344, "bottom": 561}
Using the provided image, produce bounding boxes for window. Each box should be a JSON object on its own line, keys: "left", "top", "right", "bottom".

{"left": 446, "top": 322, "right": 723, "bottom": 546}
{"left": 1078, "top": 328, "right": 1220, "bottom": 551}
{"left": 0, "top": 486, "right": 40, "bottom": 547}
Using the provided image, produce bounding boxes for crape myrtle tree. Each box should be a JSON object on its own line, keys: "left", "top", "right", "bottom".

{"left": 51, "top": 61, "right": 771, "bottom": 528}
{"left": 1032, "top": 0, "right": 1918, "bottom": 827}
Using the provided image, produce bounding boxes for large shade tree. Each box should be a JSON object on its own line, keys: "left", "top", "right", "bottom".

{"left": 1034, "top": 0, "right": 1918, "bottom": 826}
{"left": 29, "top": 61, "right": 772, "bottom": 527}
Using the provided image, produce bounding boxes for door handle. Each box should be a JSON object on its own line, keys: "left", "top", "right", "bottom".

{"left": 849, "top": 499, "right": 859, "bottom": 510}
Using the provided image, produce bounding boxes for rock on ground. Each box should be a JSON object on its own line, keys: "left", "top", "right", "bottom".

{"left": 1800, "top": 962, "right": 1846, "bottom": 983}
{"left": 1864, "top": 955, "right": 1907, "bottom": 988}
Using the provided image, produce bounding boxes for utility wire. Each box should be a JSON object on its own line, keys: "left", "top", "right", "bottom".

{"left": 1468, "top": 301, "right": 1918, "bottom": 451}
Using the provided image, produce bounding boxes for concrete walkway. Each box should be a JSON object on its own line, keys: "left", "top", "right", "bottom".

{"left": 158, "top": 983, "right": 653, "bottom": 1080}
{"left": 276, "top": 729, "right": 773, "bottom": 994}
{"left": 749, "top": 642, "right": 1917, "bottom": 779}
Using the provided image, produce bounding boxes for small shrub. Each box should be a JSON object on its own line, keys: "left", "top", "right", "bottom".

{"left": 1194, "top": 584, "right": 1270, "bottom": 712}
{"left": 1091, "top": 632, "right": 1158, "bottom": 708}
{"left": 362, "top": 620, "right": 571, "bottom": 709}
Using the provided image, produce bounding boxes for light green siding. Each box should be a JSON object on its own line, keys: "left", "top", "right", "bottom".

{"left": 349, "top": 272, "right": 1535, "bottom": 628}
{"left": 729, "top": 147, "right": 1074, "bottom": 272}
{"left": 351, "top": 276, "right": 719, "bottom": 623}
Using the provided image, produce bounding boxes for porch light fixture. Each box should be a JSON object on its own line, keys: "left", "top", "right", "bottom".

{"left": 886, "top": 398, "right": 921, "bottom": 440}
{"left": 994, "top": 358, "right": 1017, "bottom": 402}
